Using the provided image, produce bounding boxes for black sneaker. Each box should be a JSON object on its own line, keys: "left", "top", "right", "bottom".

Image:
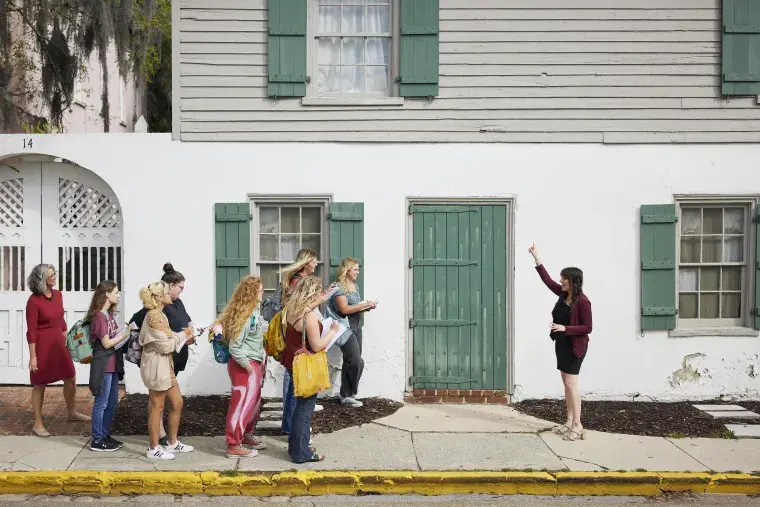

{"left": 159, "top": 435, "right": 169, "bottom": 447}
{"left": 90, "top": 439, "right": 120, "bottom": 452}
{"left": 106, "top": 436, "right": 123, "bottom": 449}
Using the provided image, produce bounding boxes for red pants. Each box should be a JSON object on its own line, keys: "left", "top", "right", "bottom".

{"left": 225, "top": 359, "right": 264, "bottom": 446}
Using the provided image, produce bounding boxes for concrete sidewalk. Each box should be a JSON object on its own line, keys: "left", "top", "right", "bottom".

{"left": 1, "top": 404, "right": 758, "bottom": 473}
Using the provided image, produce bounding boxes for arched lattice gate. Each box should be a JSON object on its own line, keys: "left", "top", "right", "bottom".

{"left": 0, "top": 158, "right": 123, "bottom": 384}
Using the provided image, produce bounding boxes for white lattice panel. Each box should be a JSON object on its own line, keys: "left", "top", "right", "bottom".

{"left": 59, "top": 178, "right": 121, "bottom": 228}
{"left": 0, "top": 178, "right": 24, "bottom": 228}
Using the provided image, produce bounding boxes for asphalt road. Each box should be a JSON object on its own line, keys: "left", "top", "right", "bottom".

{"left": 1, "top": 495, "right": 760, "bottom": 506}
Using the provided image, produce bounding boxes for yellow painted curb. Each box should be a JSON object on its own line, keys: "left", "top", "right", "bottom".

{"left": 0, "top": 471, "right": 759, "bottom": 496}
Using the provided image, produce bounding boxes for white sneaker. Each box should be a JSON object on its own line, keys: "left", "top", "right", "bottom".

{"left": 314, "top": 404, "right": 324, "bottom": 412}
{"left": 163, "top": 440, "right": 194, "bottom": 453}
{"left": 147, "top": 446, "right": 175, "bottom": 460}
{"left": 341, "top": 397, "right": 363, "bottom": 408}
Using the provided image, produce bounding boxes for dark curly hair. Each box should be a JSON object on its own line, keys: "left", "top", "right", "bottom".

{"left": 559, "top": 266, "right": 583, "bottom": 308}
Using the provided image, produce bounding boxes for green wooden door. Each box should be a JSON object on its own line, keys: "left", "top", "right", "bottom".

{"left": 410, "top": 204, "right": 508, "bottom": 390}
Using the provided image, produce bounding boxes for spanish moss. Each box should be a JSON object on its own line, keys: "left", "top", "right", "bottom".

{"left": 0, "top": 0, "right": 164, "bottom": 133}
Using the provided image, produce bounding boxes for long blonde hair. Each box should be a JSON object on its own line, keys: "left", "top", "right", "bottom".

{"left": 278, "top": 249, "right": 317, "bottom": 292}
{"left": 217, "top": 276, "right": 263, "bottom": 345}
{"left": 335, "top": 257, "right": 359, "bottom": 293}
{"left": 139, "top": 281, "right": 169, "bottom": 311}
{"left": 284, "top": 275, "right": 323, "bottom": 319}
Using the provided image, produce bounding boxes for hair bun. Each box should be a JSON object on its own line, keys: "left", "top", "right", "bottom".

{"left": 163, "top": 262, "right": 175, "bottom": 274}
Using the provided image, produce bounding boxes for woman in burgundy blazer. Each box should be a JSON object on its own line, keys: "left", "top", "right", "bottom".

{"left": 529, "top": 243, "right": 592, "bottom": 442}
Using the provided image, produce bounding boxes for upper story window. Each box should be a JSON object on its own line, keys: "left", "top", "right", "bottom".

{"left": 313, "top": 0, "right": 393, "bottom": 97}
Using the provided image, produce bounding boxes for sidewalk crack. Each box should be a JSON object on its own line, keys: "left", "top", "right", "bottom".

{"left": 557, "top": 455, "right": 610, "bottom": 471}
{"left": 664, "top": 438, "right": 710, "bottom": 470}
{"left": 410, "top": 432, "right": 422, "bottom": 471}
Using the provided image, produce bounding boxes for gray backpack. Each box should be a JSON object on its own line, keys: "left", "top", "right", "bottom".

{"left": 261, "top": 285, "right": 282, "bottom": 322}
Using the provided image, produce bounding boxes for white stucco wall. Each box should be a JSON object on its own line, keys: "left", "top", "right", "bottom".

{"left": 1, "top": 133, "right": 759, "bottom": 402}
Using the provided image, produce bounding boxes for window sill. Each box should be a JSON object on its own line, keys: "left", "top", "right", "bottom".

{"left": 301, "top": 97, "right": 404, "bottom": 107}
{"left": 669, "top": 327, "right": 759, "bottom": 338}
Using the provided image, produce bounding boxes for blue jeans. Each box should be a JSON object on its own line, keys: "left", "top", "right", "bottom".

{"left": 91, "top": 372, "right": 119, "bottom": 442}
{"left": 286, "top": 369, "right": 317, "bottom": 463}
{"left": 281, "top": 368, "right": 296, "bottom": 434}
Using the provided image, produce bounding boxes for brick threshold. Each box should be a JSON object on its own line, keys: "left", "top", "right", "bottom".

{"left": 405, "top": 389, "right": 510, "bottom": 405}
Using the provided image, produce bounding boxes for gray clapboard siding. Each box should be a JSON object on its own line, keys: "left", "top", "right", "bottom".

{"left": 178, "top": 0, "right": 760, "bottom": 143}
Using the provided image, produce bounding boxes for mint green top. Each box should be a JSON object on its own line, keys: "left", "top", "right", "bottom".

{"left": 228, "top": 309, "right": 264, "bottom": 368}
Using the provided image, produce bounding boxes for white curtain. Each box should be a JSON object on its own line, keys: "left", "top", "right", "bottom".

{"left": 317, "top": 2, "right": 390, "bottom": 94}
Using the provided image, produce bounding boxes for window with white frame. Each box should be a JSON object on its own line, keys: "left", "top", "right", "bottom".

{"left": 253, "top": 202, "right": 326, "bottom": 298}
{"left": 677, "top": 200, "right": 754, "bottom": 327}
{"left": 313, "top": 0, "right": 393, "bottom": 96}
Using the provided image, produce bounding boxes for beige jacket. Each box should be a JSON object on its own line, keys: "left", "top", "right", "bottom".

{"left": 139, "top": 309, "right": 182, "bottom": 391}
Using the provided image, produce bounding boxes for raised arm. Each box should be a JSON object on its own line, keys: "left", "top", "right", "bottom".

{"left": 564, "top": 297, "right": 593, "bottom": 336}
{"left": 535, "top": 263, "right": 563, "bottom": 296}
{"left": 529, "top": 243, "right": 563, "bottom": 296}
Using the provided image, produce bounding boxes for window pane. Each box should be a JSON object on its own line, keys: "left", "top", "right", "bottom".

{"left": 680, "top": 237, "right": 700, "bottom": 263}
{"left": 259, "top": 264, "right": 280, "bottom": 292}
{"left": 342, "top": 65, "right": 365, "bottom": 92}
{"left": 318, "top": 66, "right": 341, "bottom": 93}
{"left": 259, "top": 207, "right": 279, "bottom": 234}
{"left": 678, "top": 268, "right": 698, "bottom": 291}
{"left": 722, "top": 267, "right": 742, "bottom": 290}
{"left": 366, "top": 66, "right": 388, "bottom": 93}
{"left": 721, "top": 293, "right": 741, "bottom": 319}
{"left": 366, "top": 37, "right": 390, "bottom": 64}
{"left": 681, "top": 208, "right": 701, "bottom": 234}
{"left": 282, "top": 208, "right": 300, "bottom": 234}
{"left": 342, "top": 6, "right": 365, "bottom": 33}
{"left": 724, "top": 208, "right": 744, "bottom": 234}
{"left": 703, "top": 208, "right": 722, "bottom": 234}
{"left": 280, "top": 235, "right": 300, "bottom": 262}
{"left": 342, "top": 37, "right": 365, "bottom": 65}
{"left": 319, "top": 6, "right": 341, "bottom": 32}
{"left": 318, "top": 37, "right": 341, "bottom": 65}
{"left": 302, "top": 207, "right": 321, "bottom": 233}
{"left": 701, "top": 236, "right": 721, "bottom": 263}
{"left": 367, "top": 5, "right": 390, "bottom": 33}
{"left": 699, "top": 267, "right": 719, "bottom": 291}
{"left": 679, "top": 293, "right": 698, "bottom": 319}
{"left": 724, "top": 237, "right": 744, "bottom": 262}
{"left": 699, "top": 293, "right": 719, "bottom": 318}
{"left": 260, "top": 234, "right": 278, "bottom": 261}
{"left": 303, "top": 234, "right": 321, "bottom": 257}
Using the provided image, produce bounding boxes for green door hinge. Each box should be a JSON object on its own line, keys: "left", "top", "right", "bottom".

{"left": 409, "top": 319, "right": 477, "bottom": 328}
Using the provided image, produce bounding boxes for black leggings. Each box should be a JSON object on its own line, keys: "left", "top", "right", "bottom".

{"left": 339, "top": 315, "right": 364, "bottom": 398}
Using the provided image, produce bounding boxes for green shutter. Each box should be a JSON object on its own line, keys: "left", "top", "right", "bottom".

{"left": 722, "top": 0, "right": 760, "bottom": 96}
{"left": 215, "top": 203, "right": 251, "bottom": 314}
{"left": 754, "top": 208, "right": 760, "bottom": 329}
{"left": 398, "top": 0, "right": 439, "bottom": 97}
{"left": 268, "top": 0, "right": 307, "bottom": 97}
{"left": 328, "top": 202, "right": 364, "bottom": 297}
{"left": 640, "top": 204, "right": 678, "bottom": 331}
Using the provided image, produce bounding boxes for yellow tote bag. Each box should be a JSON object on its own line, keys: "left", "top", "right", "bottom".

{"left": 292, "top": 317, "right": 330, "bottom": 398}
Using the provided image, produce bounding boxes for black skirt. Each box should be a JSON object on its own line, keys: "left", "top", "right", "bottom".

{"left": 554, "top": 334, "right": 585, "bottom": 375}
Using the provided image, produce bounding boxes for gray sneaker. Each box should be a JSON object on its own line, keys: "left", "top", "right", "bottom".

{"left": 341, "top": 397, "right": 363, "bottom": 408}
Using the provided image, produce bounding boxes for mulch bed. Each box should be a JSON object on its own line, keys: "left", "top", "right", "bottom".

{"left": 512, "top": 399, "right": 760, "bottom": 438}
{"left": 110, "top": 394, "right": 402, "bottom": 437}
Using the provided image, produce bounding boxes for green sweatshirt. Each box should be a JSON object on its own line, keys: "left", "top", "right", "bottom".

{"left": 228, "top": 310, "right": 264, "bottom": 368}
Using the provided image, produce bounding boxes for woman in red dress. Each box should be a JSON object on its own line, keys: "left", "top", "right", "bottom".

{"left": 26, "top": 263, "right": 90, "bottom": 437}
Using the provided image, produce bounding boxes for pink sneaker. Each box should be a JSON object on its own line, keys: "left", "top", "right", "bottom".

{"left": 242, "top": 434, "right": 268, "bottom": 450}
